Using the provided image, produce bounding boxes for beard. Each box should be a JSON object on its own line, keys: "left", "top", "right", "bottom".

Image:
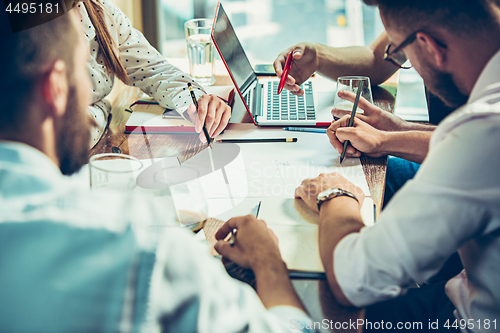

{"left": 56, "top": 84, "right": 92, "bottom": 175}
{"left": 420, "top": 59, "right": 469, "bottom": 109}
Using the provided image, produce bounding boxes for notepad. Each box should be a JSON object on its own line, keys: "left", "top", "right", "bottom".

{"left": 258, "top": 197, "right": 374, "bottom": 273}
{"left": 124, "top": 86, "right": 235, "bottom": 134}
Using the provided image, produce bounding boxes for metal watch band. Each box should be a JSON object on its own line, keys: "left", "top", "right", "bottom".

{"left": 316, "top": 188, "right": 359, "bottom": 211}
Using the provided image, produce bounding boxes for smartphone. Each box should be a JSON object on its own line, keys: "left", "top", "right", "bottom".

{"left": 254, "top": 64, "right": 276, "bottom": 76}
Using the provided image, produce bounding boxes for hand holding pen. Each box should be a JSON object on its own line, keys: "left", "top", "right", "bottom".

{"left": 187, "top": 83, "right": 213, "bottom": 147}
{"left": 186, "top": 83, "right": 231, "bottom": 143}
{"left": 214, "top": 215, "right": 282, "bottom": 271}
{"left": 339, "top": 81, "right": 363, "bottom": 163}
{"left": 273, "top": 42, "right": 319, "bottom": 96}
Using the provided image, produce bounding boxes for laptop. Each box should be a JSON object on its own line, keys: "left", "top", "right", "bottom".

{"left": 211, "top": 3, "right": 332, "bottom": 127}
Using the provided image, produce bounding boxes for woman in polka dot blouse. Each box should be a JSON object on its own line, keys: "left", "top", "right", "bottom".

{"left": 77, "top": 0, "right": 231, "bottom": 148}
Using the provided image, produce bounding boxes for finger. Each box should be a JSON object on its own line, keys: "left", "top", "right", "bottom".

{"left": 215, "top": 216, "right": 252, "bottom": 241}
{"left": 186, "top": 104, "right": 202, "bottom": 133}
{"left": 212, "top": 105, "right": 232, "bottom": 137}
{"left": 336, "top": 91, "right": 374, "bottom": 115}
{"left": 300, "top": 178, "right": 312, "bottom": 186}
{"left": 203, "top": 96, "right": 218, "bottom": 136}
{"left": 284, "top": 82, "right": 304, "bottom": 95}
{"left": 292, "top": 45, "right": 304, "bottom": 59}
{"left": 294, "top": 185, "right": 305, "bottom": 199}
{"left": 331, "top": 110, "right": 370, "bottom": 124}
{"left": 197, "top": 96, "right": 210, "bottom": 133}
{"left": 207, "top": 102, "right": 222, "bottom": 137}
{"left": 331, "top": 108, "right": 352, "bottom": 119}
{"left": 335, "top": 127, "right": 362, "bottom": 149}
{"left": 214, "top": 240, "right": 234, "bottom": 256}
{"left": 215, "top": 219, "right": 238, "bottom": 241}
{"left": 327, "top": 127, "right": 344, "bottom": 154}
{"left": 273, "top": 49, "right": 292, "bottom": 77}
{"left": 343, "top": 145, "right": 361, "bottom": 157}
{"left": 328, "top": 115, "right": 352, "bottom": 133}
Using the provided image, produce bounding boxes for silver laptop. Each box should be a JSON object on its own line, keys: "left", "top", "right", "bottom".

{"left": 211, "top": 3, "right": 332, "bottom": 127}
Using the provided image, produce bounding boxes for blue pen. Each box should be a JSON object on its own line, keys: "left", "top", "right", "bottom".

{"left": 284, "top": 127, "right": 327, "bottom": 133}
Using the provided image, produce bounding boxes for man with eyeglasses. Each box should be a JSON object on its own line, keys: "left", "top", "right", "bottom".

{"left": 273, "top": 10, "right": 463, "bottom": 283}
{"left": 258, "top": 0, "right": 500, "bottom": 331}
{"left": 274, "top": 30, "right": 457, "bottom": 211}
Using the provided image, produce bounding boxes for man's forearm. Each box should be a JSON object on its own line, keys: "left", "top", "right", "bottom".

{"left": 318, "top": 197, "right": 365, "bottom": 306}
{"left": 315, "top": 32, "right": 397, "bottom": 85}
{"left": 379, "top": 130, "right": 434, "bottom": 163}
{"left": 253, "top": 260, "right": 307, "bottom": 312}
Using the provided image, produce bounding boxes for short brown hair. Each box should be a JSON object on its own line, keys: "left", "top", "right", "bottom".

{"left": 363, "top": 0, "right": 500, "bottom": 37}
{"left": 0, "top": 11, "right": 78, "bottom": 131}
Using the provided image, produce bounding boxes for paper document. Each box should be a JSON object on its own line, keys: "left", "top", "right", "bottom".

{"left": 258, "top": 197, "right": 374, "bottom": 273}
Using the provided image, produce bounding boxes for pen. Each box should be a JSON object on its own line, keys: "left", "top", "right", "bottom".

{"left": 216, "top": 138, "right": 297, "bottom": 143}
{"left": 187, "top": 83, "right": 212, "bottom": 148}
{"left": 278, "top": 51, "right": 294, "bottom": 94}
{"left": 340, "top": 81, "right": 364, "bottom": 164}
{"left": 284, "top": 127, "right": 327, "bottom": 133}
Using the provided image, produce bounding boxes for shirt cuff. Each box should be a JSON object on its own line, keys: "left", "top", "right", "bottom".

{"left": 268, "top": 306, "right": 315, "bottom": 333}
{"left": 334, "top": 232, "right": 403, "bottom": 308}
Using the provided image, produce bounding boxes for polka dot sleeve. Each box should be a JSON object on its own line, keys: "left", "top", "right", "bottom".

{"left": 102, "top": 0, "right": 206, "bottom": 115}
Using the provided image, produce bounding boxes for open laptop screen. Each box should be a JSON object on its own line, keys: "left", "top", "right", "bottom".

{"left": 212, "top": 3, "right": 257, "bottom": 94}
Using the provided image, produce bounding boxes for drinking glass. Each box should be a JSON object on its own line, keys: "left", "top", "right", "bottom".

{"left": 89, "top": 153, "right": 143, "bottom": 191}
{"left": 185, "top": 18, "right": 215, "bottom": 86}
{"left": 154, "top": 165, "right": 208, "bottom": 231}
{"left": 333, "top": 76, "right": 373, "bottom": 114}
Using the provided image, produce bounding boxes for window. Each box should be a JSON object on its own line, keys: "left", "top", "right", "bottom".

{"left": 160, "top": 0, "right": 384, "bottom": 64}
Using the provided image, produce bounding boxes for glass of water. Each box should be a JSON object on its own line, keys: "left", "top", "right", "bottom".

{"left": 89, "top": 153, "right": 143, "bottom": 191}
{"left": 154, "top": 165, "right": 208, "bottom": 232}
{"left": 185, "top": 18, "right": 215, "bottom": 86}
{"left": 333, "top": 76, "right": 373, "bottom": 114}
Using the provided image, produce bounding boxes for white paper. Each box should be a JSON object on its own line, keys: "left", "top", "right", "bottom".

{"left": 259, "top": 197, "right": 374, "bottom": 272}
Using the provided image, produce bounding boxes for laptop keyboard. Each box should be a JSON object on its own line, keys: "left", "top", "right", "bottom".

{"left": 266, "top": 81, "right": 315, "bottom": 121}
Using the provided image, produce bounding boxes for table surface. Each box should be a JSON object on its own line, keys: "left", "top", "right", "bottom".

{"left": 89, "top": 65, "right": 397, "bottom": 333}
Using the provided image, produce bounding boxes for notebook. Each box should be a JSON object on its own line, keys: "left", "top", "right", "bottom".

{"left": 124, "top": 85, "right": 235, "bottom": 134}
{"left": 211, "top": 3, "right": 333, "bottom": 127}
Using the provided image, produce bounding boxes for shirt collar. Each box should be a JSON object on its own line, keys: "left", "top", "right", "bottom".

{"left": 0, "top": 141, "right": 63, "bottom": 182}
{"left": 468, "top": 49, "right": 500, "bottom": 104}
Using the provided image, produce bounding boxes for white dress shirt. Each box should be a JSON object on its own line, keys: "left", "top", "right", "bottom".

{"left": 0, "top": 142, "right": 313, "bottom": 333}
{"left": 333, "top": 50, "right": 500, "bottom": 332}
{"left": 78, "top": 1, "right": 205, "bottom": 147}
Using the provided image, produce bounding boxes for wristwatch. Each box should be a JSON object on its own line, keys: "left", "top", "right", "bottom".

{"left": 316, "top": 188, "right": 359, "bottom": 211}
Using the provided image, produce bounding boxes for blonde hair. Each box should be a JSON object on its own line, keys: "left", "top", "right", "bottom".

{"left": 84, "top": 0, "right": 129, "bottom": 83}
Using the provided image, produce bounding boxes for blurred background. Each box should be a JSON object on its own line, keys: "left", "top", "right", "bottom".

{"left": 116, "top": 0, "right": 385, "bottom": 63}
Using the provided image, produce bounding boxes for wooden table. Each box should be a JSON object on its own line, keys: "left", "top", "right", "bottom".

{"left": 89, "top": 69, "right": 397, "bottom": 333}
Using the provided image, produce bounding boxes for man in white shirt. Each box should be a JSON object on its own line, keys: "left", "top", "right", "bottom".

{"left": 0, "top": 9, "right": 314, "bottom": 333}
{"left": 221, "top": 1, "right": 500, "bottom": 332}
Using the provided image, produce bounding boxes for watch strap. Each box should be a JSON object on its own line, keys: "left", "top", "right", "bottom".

{"left": 316, "top": 188, "right": 358, "bottom": 211}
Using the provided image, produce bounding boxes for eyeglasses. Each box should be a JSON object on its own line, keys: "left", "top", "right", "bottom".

{"left": 384, "top": 30, "right": 446, "bottom": 69}
{"left": 383, "top": 30, "right": 420, "bottom": 69}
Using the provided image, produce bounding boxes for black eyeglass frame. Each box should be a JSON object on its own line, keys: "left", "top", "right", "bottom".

{"left": 384, "top": 30, "right": 446, "bottom": 69}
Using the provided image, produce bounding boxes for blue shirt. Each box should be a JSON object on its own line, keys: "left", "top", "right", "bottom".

{"left": 0, "top": 141, "right": 313, "bottom": 332}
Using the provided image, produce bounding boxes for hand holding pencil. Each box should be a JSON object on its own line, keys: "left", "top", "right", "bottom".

{"left": 214, "top": 215, "right": 282, "bottom": 270}
{"left": 185, "top": 83, "right": 232, "bottom": 143}
{"left": 327, "top": 103, "right": 390, "bottom": 160}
